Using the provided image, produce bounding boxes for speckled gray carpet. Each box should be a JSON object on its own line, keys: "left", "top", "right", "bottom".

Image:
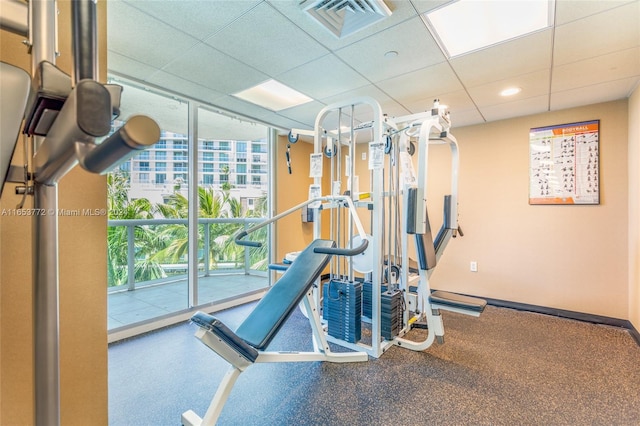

{"left": 109, "top": 304, "right": 640, "bottom": 425}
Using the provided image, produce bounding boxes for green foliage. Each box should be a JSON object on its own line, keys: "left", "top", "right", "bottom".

{"left": 107, "top": 171, "right": 268, "bottom": 288}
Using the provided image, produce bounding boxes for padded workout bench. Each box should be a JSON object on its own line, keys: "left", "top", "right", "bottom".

{"left": 182, "top": 239, "right": 368, "bottom": 426}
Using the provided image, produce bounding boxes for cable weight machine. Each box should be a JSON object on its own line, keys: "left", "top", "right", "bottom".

{"left": 294, "top": 97, "right": 486, "bottom": 359}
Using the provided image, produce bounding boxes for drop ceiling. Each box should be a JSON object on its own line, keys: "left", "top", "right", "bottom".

{"left": 107, "top": 0, "right": 640, "bottom": 136}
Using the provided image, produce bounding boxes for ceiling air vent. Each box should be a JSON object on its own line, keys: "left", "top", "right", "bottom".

{"left": 301, "top": 0, "right": 392, "bottom": 38}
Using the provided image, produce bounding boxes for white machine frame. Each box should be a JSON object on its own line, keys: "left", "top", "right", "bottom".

{"left": 304, "top": 97, "right": 484, "bottom": 358}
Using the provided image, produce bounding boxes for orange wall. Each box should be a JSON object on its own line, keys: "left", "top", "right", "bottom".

{"left": 629, "top": 86, "right": 640, "bottom": 330}
{"left": 0, "top": 1, "right": 109, "bottom": 424}
{"left": 275, "top": 136, "right": 316, "bottom": 260}
{"left": 432, "top": 100, "right": 629, "bottom": 318}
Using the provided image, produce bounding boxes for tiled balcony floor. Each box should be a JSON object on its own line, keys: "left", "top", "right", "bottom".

{"left": 107, "top": 274, "right": 268, "bottom": 329}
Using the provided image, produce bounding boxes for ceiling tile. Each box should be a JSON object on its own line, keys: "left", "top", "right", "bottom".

{"left": 335, "top": 17, "right": 446, "bottom": 83}
{"left": 402, "top": 89, "right": 475, "bottom": 116}
{"left": 146, "top": 71, "right": 225, "bottom": 105}
{"left": 451, "top": 108, "right": 485, "bottom": 128}
{"left": 107, "top": 1, "right": 199, "bottom": 69}
{"left": 411, "top": 0, "right": 456, "bottom": 14}
{"left": 551, "top": 77, "right": 640, "bottom": 111}
{"left": 479, "top": 95, "right": 549, "bottom": 123}
{"left": 467, "top": 69, "right": 551, "bottom": 107}
{"left": 197, "top": 107, "right": 269, "bottom": 141}
{"left": 450, "top": 29, "right": 553, "bottom": 88}
{"left": 124, "top": 0, "right": 262, "bottom": 41}
{"left": 204, "top": 2, "right": 329, "bottom": 76}
{"left": 107, "top": 51, "right": 159, "bottom": 81}
{"left": 552, "top": 47, "right": 640, "bottom": 93}
{"left": 553, "top": 2, "right": 640, "bottom": 66}
{"left": 276, "top": 100, "right": 328, "bottom": 130}
{"left": 376, "top": 62, "right": 463, "bottom": 106}
{"left": 206, "top": 95, "right": 283, "bottom": 124}
{"left": 555, "top": 0, "right": 636, "bottom": 25}
{"left": 162, "top": 43, "right": 269, "bottom": 94}
{"left": 320, "top": 84, "right": 411, "bottom": 117}
{"left": 277, "top": 54, "right": 370, "bottom": 100}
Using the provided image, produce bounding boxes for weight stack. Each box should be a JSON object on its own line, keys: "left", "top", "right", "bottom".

{"left": 362, "top": 281, "right": 387, "bottom": 319}
{"left": 323, "top": 280, "right": 362, "bottom": 343}
{"left": 381, "top": 290, "right": 403, "bottom": 340}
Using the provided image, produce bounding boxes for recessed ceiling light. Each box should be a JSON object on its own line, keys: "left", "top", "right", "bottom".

{"left": 424, "top": 0, "right": 554, "bottom": 58}
{"left": 500, "top": 87, "right": 522, "bottom": 97}
{"left": 233, "top": 79, "right": 313, "bottom": 111}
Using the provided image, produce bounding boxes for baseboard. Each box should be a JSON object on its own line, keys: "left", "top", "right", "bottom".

{"left": 483, "top": 296, "right": 640, "bottom": 347}
{"left": 630, "top": 324, "right": 640, "bottom": 347}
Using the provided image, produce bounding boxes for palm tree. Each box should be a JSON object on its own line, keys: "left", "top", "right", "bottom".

{"left": 107, "top": 171, "right": 167, "bottom": 287}
{"left": 154, "top": 187, "right": 242, "bottom": 271}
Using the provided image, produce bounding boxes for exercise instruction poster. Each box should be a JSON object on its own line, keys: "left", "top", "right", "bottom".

{"left": 529, "top": 120, "right": 599, "bottom": 205}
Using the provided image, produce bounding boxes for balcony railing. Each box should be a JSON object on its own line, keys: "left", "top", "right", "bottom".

{"left": 107, "top": 217, "right": 266, "bottom": 292}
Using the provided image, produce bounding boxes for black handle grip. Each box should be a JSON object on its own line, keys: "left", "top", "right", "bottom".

{"left": 234, "top": 231, "right": 262, "bottom": 248}
{"left": 313, "top": 239, "right": 368, "bottom": 256}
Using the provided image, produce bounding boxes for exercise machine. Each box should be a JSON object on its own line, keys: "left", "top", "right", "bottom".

{"left": 302, "top": 97, "right": 486, "bottom": 358}
{"left": 182, "top": 195, "right": 369, "bottom": 426}
{"left": 1, "top": 2, "right": 160, "bottom": 425}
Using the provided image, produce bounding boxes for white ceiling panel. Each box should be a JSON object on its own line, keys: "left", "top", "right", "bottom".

{"left": 450, "top": 108, "right": 485, "bottom": 129}
{"left": 411, "top": 0, "right": 456, "bottom": 14}
{"left": 553, "top": 2, "right": 640, "bottom": 66}
{"left": 467, "top": 69, "right": 551, "bottom": 107}
{"left": 402, "top": 89, "right": 476, "bottom": 116}
{"left": 334, "top": 17, "right": 446, "bottom": 83}
{"left": 146, "top": 71, "right": 225, "bottom": 105}
{"left": 376, "top": 62, "right": 463, "bottom": 105}
{"left": 321, "top": 84, "right": 410, "bottom": 117}
{"left": 124, "top": 0, "right": 262, "bottom": 41}
{"left": 198, "top": 107, "right": 269, "bottom": 141}
{"left": 552, "top": 47, "right": 640, "bottom": 93}
{"left": 276, "top": 100, "right": 327, "bottom": 130}
{"left": 551, "top": 77, "right": 640, "bottom": 111}
{"left": 555, "top": 0, "right": 636, "bottom": 25}
{"left": 450, "top": 29, "right": 553, "bottom": 88}
{"left": 277, "top": 54, "right": 370, "bottom": 100}
{"left": 107, "top": 1, "right": 199, "bottom": 69}
{"left": 480, "top": 95, "right": 549, "bottom": 123}
{"left": 205, "top": 95, "right": 284, "bottom": 124}
{"left": 162, "top": 43, "right": 269, "bottom": 94}
{"left": 204, "top": 2, "right": 329, "bottom": 76}
{"left": 107, "top": 51, "right": 159, "bottom": 82}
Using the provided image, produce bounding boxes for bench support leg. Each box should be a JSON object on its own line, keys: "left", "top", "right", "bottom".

{"left": 182, "top": 367, "right": 241, "bottom": 426}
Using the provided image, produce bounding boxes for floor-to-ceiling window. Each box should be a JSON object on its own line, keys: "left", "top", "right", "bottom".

{"left": 107, "top": 79, "right": 270, "bottom": 333}
{"left": 195, "top": 107, "right": 269, "bottom": 306}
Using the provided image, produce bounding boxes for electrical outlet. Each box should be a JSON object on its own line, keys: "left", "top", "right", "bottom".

{"left": 470, "top": 261, "right": 478, "bottom": 272}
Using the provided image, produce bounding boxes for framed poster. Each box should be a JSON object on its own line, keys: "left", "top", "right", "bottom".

{"left": 529, "top": 120, "right": 599, "bottom": 205}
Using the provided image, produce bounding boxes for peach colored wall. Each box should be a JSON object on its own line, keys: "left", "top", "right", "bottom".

{"left": 629, "top": 86, "right": 640, "bottom": 330}
{"left": 275, "top": 136, "right": 316, "bottom": 260}
{"left": 433, "top": 100, "right": 629, "bottom": 319}
{"left": 0, "top": 1, "right": 109, "bottom": 424}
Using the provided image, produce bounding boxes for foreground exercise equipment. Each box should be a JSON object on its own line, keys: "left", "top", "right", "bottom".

{"left": 0, "top": 3, "right": 160, "bottom": 425}
{"left": 183, "top": 196, "right": 370, "bottom": 425}
{"left": 0, "top": 62, "right": 30, "bottom": 196}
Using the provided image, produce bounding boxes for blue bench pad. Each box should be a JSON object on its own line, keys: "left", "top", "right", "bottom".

{"left": 191, "top": 311, "right": 259, "bottom": 362}
{"left": 235, "top": 239, "right": 335, "bottom": 350}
